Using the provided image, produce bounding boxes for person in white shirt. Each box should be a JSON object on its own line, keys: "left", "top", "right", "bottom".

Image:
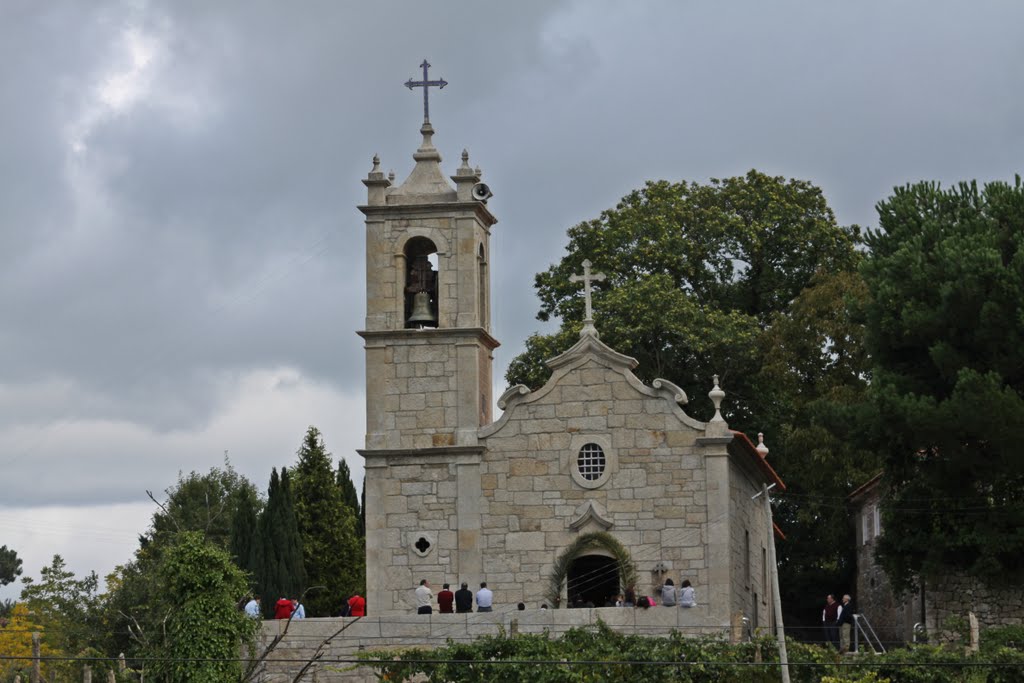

{"left": 415, "top": 579, "right": 433, "bottom": 614}
{"left": 679, "top": 579, "right": 697, "bottom": 607}
{"left": 475, "top": 582, "right": 493, "bottom": 612}
{"left": 291, "top": 599, "right": 305, "bottom": 619}
{"left": 244, "top": 596, "right": 261, "bottom": 618}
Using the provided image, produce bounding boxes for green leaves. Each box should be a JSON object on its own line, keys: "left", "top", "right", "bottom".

{"left": 290, "top": 427, "right": 363, "bottom": 616}
{"left": 149, "top": 531, "right": 260, "bottom": 683}
{"left": 0, "top": 546, "right": 21, "bottom": 587}
{"left": 864, "top": 176, "right": 1024, "bottom": 590}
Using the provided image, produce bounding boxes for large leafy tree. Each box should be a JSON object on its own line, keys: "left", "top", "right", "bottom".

{"left": 146, "top": 531, "right": 260, "bottom": 683}
{"left": 105, "top": 463, "right": 261, "bottom": 658}
{"left": 507, "top": 172, "right": 876, "bottom": 630}
{"left": 507, "top": 171, "right": 861, "bottom": 425}
{"left": 17, "top": 556, "right": 106, "bottom": 681}
{"left": 143, "top": 460, "right": 260, "bottom": 553}
{"left": 291, "top": 427, "right": 363, "bottom": 616}
{"left": 862, "top": 177, "right": 1024, "bottom": 591}
{"left": 0, "top": 546, "right": 21, "bottom": 586}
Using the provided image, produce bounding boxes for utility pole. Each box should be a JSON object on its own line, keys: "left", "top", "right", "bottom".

{"left": 754, "top": 483, "right": 790, "bottom": 683}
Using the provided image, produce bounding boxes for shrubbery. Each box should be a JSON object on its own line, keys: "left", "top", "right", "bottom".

{"left": 359, "top": 621, "right": 1024, "bottom": 683}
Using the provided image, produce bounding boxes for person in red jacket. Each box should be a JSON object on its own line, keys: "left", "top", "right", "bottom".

{"left": 347, "top": 594, "right": 366, "bottom": 617}
{"left": 274, "top": 596, "right": 294, "bottom": 619}
{"left": 437, "top": 583, "right": 455, "bottom": 614}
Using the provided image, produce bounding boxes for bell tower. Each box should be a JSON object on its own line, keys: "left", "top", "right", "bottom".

{"left": 357, "top": 67, "right": 498, "bottom": 453}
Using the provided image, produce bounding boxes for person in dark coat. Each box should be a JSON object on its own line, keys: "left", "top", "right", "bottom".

{"left": 454, "top": 582, "right": 474, "bottom": 613}
{"left": 837, "top": 594, "right": 855, "bottom": 652}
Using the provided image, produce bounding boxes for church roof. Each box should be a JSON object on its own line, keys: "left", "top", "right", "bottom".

{"left": 730, "top": 429, "right": 786, "bottom": 491}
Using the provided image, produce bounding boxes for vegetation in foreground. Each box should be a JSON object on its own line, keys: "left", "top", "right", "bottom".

{"left": 361, "top": 621, "right": 1024, "bottom": 683}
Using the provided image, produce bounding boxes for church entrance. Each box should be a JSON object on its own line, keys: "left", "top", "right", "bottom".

{"left": 567, "top": 554, "right": 619, "bottom": 607}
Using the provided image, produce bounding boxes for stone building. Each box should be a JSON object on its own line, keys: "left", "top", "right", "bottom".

{"left": 355, "top": 110, "right": 786, "bottom": 633}
{"left": 850, "top": 473, "right": 1023, "bottom": 645}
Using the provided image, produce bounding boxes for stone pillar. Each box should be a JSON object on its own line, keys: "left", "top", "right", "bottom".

{"left": 457, "top": 461, "right": 482, "bottom": 581}
{"left": 364, "top": 460, "right": 388, "bottom": 613}
{"left": 698, "top": 436, "right": 733, "bottom": 629}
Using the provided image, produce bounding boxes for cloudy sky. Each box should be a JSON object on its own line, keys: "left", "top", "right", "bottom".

{"left": 2, "top": 1, "right": 1022, "bottom": 599}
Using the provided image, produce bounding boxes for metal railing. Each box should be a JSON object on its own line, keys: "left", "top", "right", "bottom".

{"left": 853, "top": 613, "right": 886, "bottom": 653}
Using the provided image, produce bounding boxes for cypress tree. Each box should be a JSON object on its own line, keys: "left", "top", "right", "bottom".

{"left": 229, "top": 484, "right": 260, "bottom": 582}
{"left": 358, "top": 478, "right": 366, "bottom": 539}
{"left": 258, "top": 467, "right": 306, "bottom": 616}
{"left": 337, "top": 459, "right": 360, "bottom": 517}
{"left": 291, "top": 426, "right": 362, "bottom": 616}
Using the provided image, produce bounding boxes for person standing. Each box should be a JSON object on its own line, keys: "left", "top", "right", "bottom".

{"left": 437, "top": 583, "right": 455, "bottom": 614}
{"left": 347, "top": 593, "right": 366, "bottom": 617}
{"left": 837, "top": 594, "right": 855, "bottom": 652}
{"left": 274, "top": 597, "right": 294, "bottom": 619}
{"left": 823, "top": 594, "right": 840, "bottom": 649}
{"left": 678, "top": 580, "right": 697, "bottom": 607}
{"left": 291, "top": 599, "right": 305, "bottom": 619}
{"left": 454, "top": 582, "right": 473, "bottom": 613}
{"left": 475, "top": 582, "right": 493, "bottom": 612}
{"left": 660, "top": 578, "right": 677, "bottom": 606}
{"left": 415, "top": 579, "right": 433, "bottom": 615}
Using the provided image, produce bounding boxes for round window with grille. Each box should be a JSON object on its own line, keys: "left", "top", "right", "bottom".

{"left": 577, "top": 443, "right": 606, "bottom": 481}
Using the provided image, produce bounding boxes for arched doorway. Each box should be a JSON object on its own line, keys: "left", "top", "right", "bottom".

{"left": 567, "top": 554, "right": 619, "bottom": 607}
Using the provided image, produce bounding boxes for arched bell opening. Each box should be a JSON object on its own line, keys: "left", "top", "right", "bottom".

{"left": 403, "top": 236, "right": 439, "bottom": 328}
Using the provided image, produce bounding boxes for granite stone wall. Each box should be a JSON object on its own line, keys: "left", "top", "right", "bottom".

{"left": 257, "top": 607, "right": 724, "bottom": 683}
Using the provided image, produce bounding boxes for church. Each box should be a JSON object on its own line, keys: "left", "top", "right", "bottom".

{"left": 356, "top": 68, "right": 786, "bottom": 633}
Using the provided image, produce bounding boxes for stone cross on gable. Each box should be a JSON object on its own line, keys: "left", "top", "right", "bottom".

{"left": 405, "top": 59, "right": 448, "bottom": 123}
{"left": 570, "top": 260, "right": 606, "bottom": 328}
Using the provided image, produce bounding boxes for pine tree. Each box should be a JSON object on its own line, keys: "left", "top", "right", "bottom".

{"left": 863, "top": 177, "right": 1024, "bottom": 591}
{"left": 291, "top": 427, "right": 363, "bottom": 616}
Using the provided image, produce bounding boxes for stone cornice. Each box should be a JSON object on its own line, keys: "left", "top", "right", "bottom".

{"left": 357, "top": 445, "right": 486, "bottom": 459}
{"left": 358, "top": 327, "right": 500, "bottom": 350}
{"left": 357, "top": 200, "right": 497, "bottom": 227}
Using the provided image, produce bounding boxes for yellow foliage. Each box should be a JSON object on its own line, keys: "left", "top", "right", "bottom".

{"left": 0, "top": 603, "right": 59, "bottom": 680}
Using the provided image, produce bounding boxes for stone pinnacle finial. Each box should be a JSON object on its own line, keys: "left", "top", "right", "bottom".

{"left": 569, "top": 259, "right": 607, "bottom": 338}
{"left": 756, "top": 432, "right": 769, "bottom": 456}
{"left": 371, "top": 154, "right": 380, "bottom": 173}
{"left": 709, "top": 375, "right": 726, "bottom": 423}
{"left": 388, "top": 170, "right": 395, "bottom": 182}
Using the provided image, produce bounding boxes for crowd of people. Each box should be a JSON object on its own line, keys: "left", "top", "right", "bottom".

{"left": 239, "top": 593, "right": 366, "bottom": 619}
{"left": 415, "top": 580, "right": 493, "bottom": 614}
{"left": 239, "top": 577, "right": 706, "bottom": 619}
{"left": 412, "top": 578, "right": 699, "bottom": 613}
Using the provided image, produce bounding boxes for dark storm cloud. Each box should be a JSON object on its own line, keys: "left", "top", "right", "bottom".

{"left": 0, "top": 0, "right": 1022, "bottom": 510}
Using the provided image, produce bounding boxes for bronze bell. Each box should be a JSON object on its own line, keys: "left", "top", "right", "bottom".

{"left": 407, "top": 291, "right": 437, "bottom": 326}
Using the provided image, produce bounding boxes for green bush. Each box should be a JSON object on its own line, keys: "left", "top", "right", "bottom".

{"left": 981, "top": 625, "right": 1024, "bottom": 653}
{"left": 358, "top": 623, "right": 1024, "bottom": 683}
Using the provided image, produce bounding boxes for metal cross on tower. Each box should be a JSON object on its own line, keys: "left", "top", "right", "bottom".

{"left": 405, "top": 59, "right": 448, "bottom": 123}
{"left": 570, "top": 259, "right": 606, "bottom": 324}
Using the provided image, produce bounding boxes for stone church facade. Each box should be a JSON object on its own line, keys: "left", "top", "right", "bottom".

{"left": 356, "top": 114, "right": 786, "bottom": 632}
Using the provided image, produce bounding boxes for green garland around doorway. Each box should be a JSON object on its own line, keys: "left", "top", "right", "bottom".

{"left": 545, "top": 531, "right": 638, "bottom": 608}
